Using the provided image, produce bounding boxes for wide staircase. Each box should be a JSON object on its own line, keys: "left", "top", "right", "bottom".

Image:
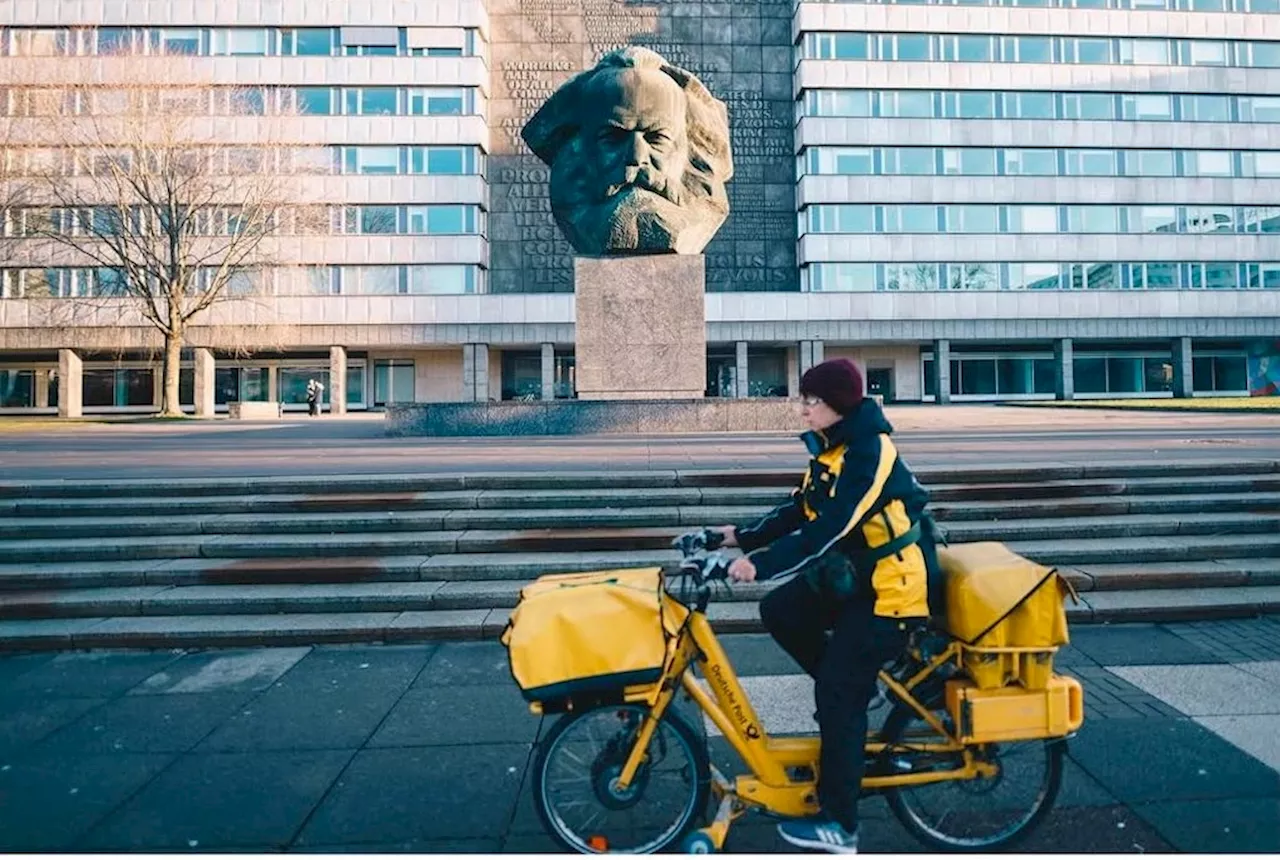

{"left": 2, "top": 460, "right": 1279, "bottom": 651}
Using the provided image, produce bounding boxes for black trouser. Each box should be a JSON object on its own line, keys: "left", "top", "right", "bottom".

{"left": 760, "top": 575, "right": 912, "bottom": 833}
{"left": 308, "top": 398, "right": 319, "bottom": 416}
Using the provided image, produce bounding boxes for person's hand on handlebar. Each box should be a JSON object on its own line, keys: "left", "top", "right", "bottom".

{"left": 727, "top": 557, "right": 757, "bottom": 583}
{"left": 712, "top": 525, "right": 738, "bottom": 548}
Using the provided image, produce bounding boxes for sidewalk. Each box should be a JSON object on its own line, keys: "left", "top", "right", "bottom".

{"left": 1, "top": 618, "right": 1278, "bottom": 853}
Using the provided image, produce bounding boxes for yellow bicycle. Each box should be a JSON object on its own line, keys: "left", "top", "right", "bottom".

{"left": 503, "top": 529, "right": 1084, "bottom": 854}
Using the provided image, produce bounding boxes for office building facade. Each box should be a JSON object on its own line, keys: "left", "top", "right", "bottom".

{"left": 0, "top": 0, "right": 1277, "bottom": 414}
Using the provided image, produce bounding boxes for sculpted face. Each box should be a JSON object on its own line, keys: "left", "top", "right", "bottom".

{"left": 522, "top": 47, "right": 733, "bottom": 256}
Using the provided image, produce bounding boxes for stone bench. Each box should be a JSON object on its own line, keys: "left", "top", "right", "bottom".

{"left": 228, "top": 401, "right": 283, "bottom": 419}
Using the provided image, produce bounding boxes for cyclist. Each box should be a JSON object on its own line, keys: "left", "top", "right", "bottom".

{"left": 712, "top": 357, "right": 938, "bottom": 854}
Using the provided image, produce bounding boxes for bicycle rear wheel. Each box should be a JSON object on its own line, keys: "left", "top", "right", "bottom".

{"left": 532, "top": 703, "right": 710, "bottom": 854}
{"left": 879, "top": 698, "right": 1064, "bottom": 852}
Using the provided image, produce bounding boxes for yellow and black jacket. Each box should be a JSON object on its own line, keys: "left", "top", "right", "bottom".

{"left": 737, "top": 400, "right": 933, "bottom": 620}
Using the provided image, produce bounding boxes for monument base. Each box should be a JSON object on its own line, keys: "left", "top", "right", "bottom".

{"left": 575, "top": 255, "right": 706, "bottom": 400}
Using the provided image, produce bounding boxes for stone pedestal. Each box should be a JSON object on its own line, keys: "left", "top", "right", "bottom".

{"left": 194, "top": 348, "right": 215, "bottom": 418}
{"left": 58, "top": 349, "right": 82, "bottom": 418}
{"left": 575, "top": 255, "right": 706, "bottom": 400}
{"left": 330, "top": 346, "right": 347, "bottom": 415}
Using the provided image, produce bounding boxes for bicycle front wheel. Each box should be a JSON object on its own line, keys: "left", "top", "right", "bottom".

{"left": 532, "top": 703, "right": 710, "bottom": 854}
{"left": 880, "top": 701, "right": 1064, "bottom": 852}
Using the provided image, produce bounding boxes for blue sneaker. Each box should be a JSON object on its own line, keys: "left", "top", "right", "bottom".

{"left": 777, "top": 818, "right": 858, "bottom": 854}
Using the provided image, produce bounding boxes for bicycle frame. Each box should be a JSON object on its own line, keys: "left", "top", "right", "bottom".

{"left": 611, "top": 608, "right": 996, "bottom": 822}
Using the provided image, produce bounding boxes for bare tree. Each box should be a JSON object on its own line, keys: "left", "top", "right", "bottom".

{"left": 27, "top": 59, "right": 325, "bottom": 415}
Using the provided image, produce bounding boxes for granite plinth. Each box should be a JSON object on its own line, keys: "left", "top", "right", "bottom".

{"left": 575, "top": 255, "right": 706, "bottom": 400}
{"left": 386, "top": 399, "right": 804, "bottom": 437}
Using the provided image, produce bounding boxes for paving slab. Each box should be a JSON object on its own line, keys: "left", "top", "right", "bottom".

{"left": 1196, "top": 714, "right": 1280, "bottom": 773}
{"left": 1, "top": 650, "right": 183, "bottom": 698}
{"left": 1067, "top": 717, "right": 1280, "bottom": 803}
{"left": 37, "top": 692, "right": 251, "bottom": 754}
{"left": 291, "top": 838, "right": 504, "bottom": 853}
{"left": 0, "top": 696, "right": 106, "bottom": 758}
{"left": 368, "top": 683, "right": 540, "bottom": 748}
{"left": 129, "top": 647, "right": 310, "bottom": 696}
{"left": 411, "top": 641, "right": 514, "bottom": 687}
{"left": 1131, "top": 797, "right": 1280, "bottom": 852}
{"left": 295, "top": 744, "right": 529, "bottom": 846}
{"left": 1069, "top": 624, "right": 1226, "bottom": 666}
{"left": 196, "top": 646, "right": 433, "bottom": 752}
{"left": 78, "top": 750, "right": 354, "bottom": 851}
{"left": 0, "top": 751, "right": 176, "bottom": 851}
{"left": 1108, "top": 663, "right": 1280, "bottom": 716}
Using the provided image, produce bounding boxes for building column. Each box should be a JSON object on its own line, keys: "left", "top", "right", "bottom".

{"left": 57, "top": 349, "right": 82, "bottom": 418}
{"left": 540, "top": 343, "right": 555, "bottom": 401}
{"left": 932, "top": 339, "right": 951, "bottom": 405}
{"left": 1172, "top": 336, "right": 1194, "bottom": 398}
{"left": 734, "top": 341, "right": 749, "bottom": 398}
{"left": 1054, "top": 338, "right": 1074, "bottom": 401}
{"left": 194, "top": 348, "right": 215, "bottom": 418}
{"left": 463, "top": 344, "right": 490, "bottom": 402}
{"left": 34, "top": 370, "right": 50, "bottom": 409}
{"left": 329, "top": 346, "right": 347, "bottom": 415}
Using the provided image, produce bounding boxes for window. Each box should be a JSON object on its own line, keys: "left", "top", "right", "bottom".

{"left": 1064, "top": 149, "right": 1117, "bottom": 176}
{"left": 806, "top": 90, "right": 872, "bottom": 117}
{"left": 1242, "top": 207, "right": 1280, "bottom": 233}
{"left": 1004, "top": 91, "right": 1054, "bottom": 119}
{"left": 1248, "top": 263, "right": 1280, "bottom": 288}
{"left": 1069, "top": 38, "right": 1113, "bottom": 64}
{"left": 1239, "top": 96, "right": 1280, "bottom": 122}
{"left": 233, "top": 88, "right": 266, "bottom": 116}
{"left": 883, "top": 263, "right": 939, "bottom": 291}
{"left": 1121, "top": 94, "right": 1172, "bottom": 120}
{"left": 884, "top": 205, "right": 939, "bottom": 232}
{"left": 284, "top": 28, "right": 332, "bottom": 56}
{"left": 1126, "top": 150, "right": 1176, "bottom": 176}
{"left": 344, "top": 146, "right": 400, "bottom": 175}
{"left": 879, "top": 91, "right": 932, "bottom": 118}
{"left": 409, "top": 146, "right": 472, "bottom": 174}
{"left": 407, "top": 265, "right": 478, "bottom": 295}
{"left": 95, "top": 27, "right": 133, "bottom": 55}
{"left": 1065, "top": 206, "right": 1120, "bottom": 232}
{"left": 1246, "top": 42, "right": 1280, "bottom": 68}
{"left": 210, "top": 29, "right": 270, "bottom": 56}
{"left": 346, "top": 265, "right": 401, "bottom": 295}
{"left": 811, "top": 147, "right": 873, "bottom": 174}
{"left": 1128, "top": 262, "right": 1178, "bottom": 289}
{"left": 1247, "top": 151, "right": 1280, "bottom": 177}
{"left": 1183, "top": 150, "right": 1233, "bottom": 177}
{"left": 1008, "top": 263, "right": 1061, "bottom": 290}
{"left": 947, "top": 263, "right": 999, "bottom": 290}
{"left": 807, "top": 263, "right": 876, "bottom": 292}
{"left": 1061, "top": 93, "right": 1114, "bottom": 120}
{"left": 345, "top": 87, "right": 397, "bottom": 116}
{"left": 347, "top": 205, "right": 398, "bottom": 234}
{"left": 1184, "top": 207, "right": 1235, "bottom": 233}
{"left": 1004, "top": 149, "right": 1057, "bottom": 175}
{"left": 942, "top": 91, "right": 996, "bottom": 118}
{"left": 1003, "top": 36, "right": 1053, "bottom": 63}
{"left": 1120, "top": 39, "right": 1169, "bottom": 65}
{"left": 808, "top": 205, "right": 875, "bottom": 233}
{"left": 883, "top": 148, "right": 936, "bottom": 175}
{"left": 1009, "top": 206, "right": 1059, "bottom": 232}
{"left": 884, "top": 34, "right": 931, "bottom": 61}
{"left": 1193, "top": 354, "right": 1248, "bottom": 392}
{"left": 295, "top": 87, "right": 333, "bottom": 116}
{"left": 1131, "top": 206, "right": 1178, "bottom": 233}
{"left": 941, "top": 35, "right": 994, "bottom": 62}
{"left": 1186, "top": 262, "right": 1239, "bottom": 289}
{"left": 943, "top": 148, "right": 996, "bottom": 175}
{"left": 1184, "top": 40, "right": 1229, "bottom": 66}
{"left": 409, "top": 88, "right": 467, "bottom": 116}
{"left": 947, "top": 205, "right": 999, "bottom": 233}
{"left": 13, "top": 30, "right": 66, "bottom": 56}
{"left": 1181, "top": 95, "right": 1230, "bottom": 122}
{"left": 406, "top": 205, "right": 477, "bottom": 234}
{"left": 0, "top": 370, "right": 35, "bottom": 408}
{"left": 818, "top": 33, "right": 872, "bottom": 60}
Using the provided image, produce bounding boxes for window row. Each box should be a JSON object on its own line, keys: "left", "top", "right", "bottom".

{"left": 0, "top": 86, "right": 481, "bottom": 118}
{"left": 801, "top": 89, "right": 1280, "bottom": 123}
{"left": 804, "top": 0, "right": 1279, "bottom": 10}
{"left": 801, "top": 32, "right": 1280, "bottom": 68}
{"left": 803, "top": 204, "right": 1279, "bottom": 234}
{"left": 1, "top": 146, "right": 484, "bottom": 177}
{"left": 803, "top": 260, "right": 1280, "bottom": 291}
{"left": 802, "top": 146, "right": 1280, "bottom": 178}
{"left": 0, "top": 264, "right": 485, "bottom": 298}
{"left": 1, "top": 27, "right": 483, "bottom": 58}
{"left": 1, "top": 205, "right": 486, "bottom": 239}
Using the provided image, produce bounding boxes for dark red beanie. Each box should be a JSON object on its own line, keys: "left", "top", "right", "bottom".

{"left": 800, "top": 358, "right": 865, "bottom": 415}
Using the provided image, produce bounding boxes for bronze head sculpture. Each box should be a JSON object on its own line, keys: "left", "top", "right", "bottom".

{"left": 522, "top": 47, "right": 734, "bottom": 256}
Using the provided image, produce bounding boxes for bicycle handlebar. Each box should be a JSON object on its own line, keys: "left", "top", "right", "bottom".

{"left": 671, "top": 529, "right": 733, "bottom": 597}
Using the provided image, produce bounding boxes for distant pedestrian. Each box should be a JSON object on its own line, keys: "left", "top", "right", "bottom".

{"left": 306, "top": 379, "right": 324, "bottom": 416}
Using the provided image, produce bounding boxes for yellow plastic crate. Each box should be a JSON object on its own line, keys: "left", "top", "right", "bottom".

{"left": 946, "top": 675, "right": 1084, "bottom": 744}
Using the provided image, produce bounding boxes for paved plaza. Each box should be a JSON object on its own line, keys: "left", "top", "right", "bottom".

{"left": 1, "top": 618, "right": 1278, "bottom": 853}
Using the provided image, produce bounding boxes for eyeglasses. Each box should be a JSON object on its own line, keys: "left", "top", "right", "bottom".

{"left": 801, "top": 395, "right": 824, "bottom": 407}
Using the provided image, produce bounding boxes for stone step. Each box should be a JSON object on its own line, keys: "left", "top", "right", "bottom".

{"left": 8, "top": 558, "right": 1280, "bottom": 620}
{"left": 3, "top": 584, "right": 1279, "bottom": 650}
{"left": 6, "top": 491, "right": 1280, "bottom": 541}
{"left": 4, "top": 512, "right": 1278, "bottom": 567}
{"left": 2, "top": 459, "right": 1276, "bottom": 502}
{"left": 7, "top": 472, "right": 1280, "bottom": 520}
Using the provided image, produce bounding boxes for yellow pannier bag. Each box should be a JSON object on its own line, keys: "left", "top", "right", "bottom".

{"left": 938, "top": 542, "right": 1074, "bottom": 690}
{"left": 501, "top": 567, "right": 690, "bottom": 703}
